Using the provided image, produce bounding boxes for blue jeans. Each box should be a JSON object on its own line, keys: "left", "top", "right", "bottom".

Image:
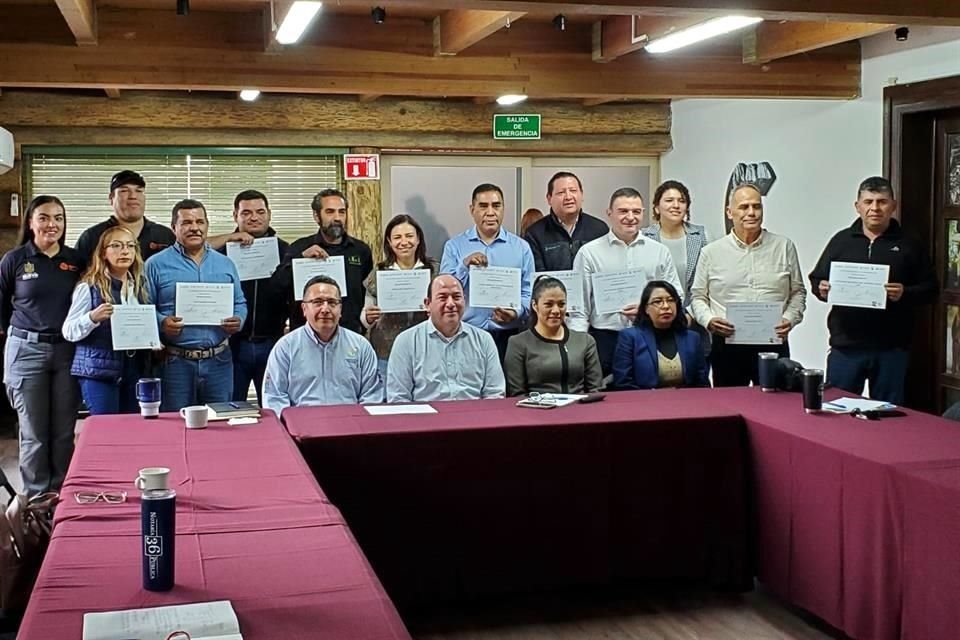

{"left": 162, "top": 350, "right": 233, "bottom": 411}
{"left": 79, "top": 354, "right": 142, "bottom": 415}
{"left": 231, "top": 338, "right": 277, "bottom": 405}
{"left": 826, "top": 347, "right": 909, "bottom": 405}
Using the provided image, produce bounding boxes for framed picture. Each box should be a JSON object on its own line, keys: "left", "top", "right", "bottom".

{"left": 949, "top": 134, "right": 960, "bottom": 207}
{"left": 947, "top": 304, "right": 960, "bottom": 375}
{"left": 947, "top": 220, "right": 960, "bottom": 290}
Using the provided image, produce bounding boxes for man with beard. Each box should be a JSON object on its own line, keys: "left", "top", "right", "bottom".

{"left": 145, "top": 199, "right": 247, "bottom": 410}
{"left": 75, "top": 170, "right": 175, "bottom": 262}
{"left": 262, "top": 275, "right": 382, "bottom": 415}
{"left": 274, "top": 189, "right": 373, "bottom": 334}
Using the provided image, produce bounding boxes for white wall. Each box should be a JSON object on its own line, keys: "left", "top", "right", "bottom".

{"left": 662, "top": 27, "right": 960, "bottom": 370}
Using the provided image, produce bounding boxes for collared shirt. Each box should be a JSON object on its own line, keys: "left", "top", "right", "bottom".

{"left": 439, "top": 226, "right": 534, "bottom": 331}
{"left": 690, "top": 230, "right": 807, "bottom": 329}
{"left": 523, "top": 210, "right": 609, "bottom": 272}
{"left": 75, "top": 216, "right": 175, "bottom": 263}
{"left": 386, "top": 319, "right": 505, "bottom": 402}
{"left": 568, "top": 231, "right": 683, "bottom": 333}
{"left": 0, "top": 241, "right": 84, "bottom": 334}
{"left": 262, "top": 324, "right": 383, "bottom": 414}
{"left": 276, "top": 232, "right": 374, "bottom": 334}
{"left": 144, "top": 243, "right": 247, "bottom": 349}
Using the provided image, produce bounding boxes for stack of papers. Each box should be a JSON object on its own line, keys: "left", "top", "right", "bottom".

{"left": 822, "top": 397, "right": 897, "bottom": 413}
{"left": 83, "top": 600, "right": 242, "bottom": 640}
{"left": 516, "top": 393, "right": 587, "bottom": 409}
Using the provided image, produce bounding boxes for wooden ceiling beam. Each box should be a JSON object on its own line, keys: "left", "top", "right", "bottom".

{"left": 358, "top": 94, "right": 383, "bottom": 102}
{"left": 743, "top": 20, "right": 895, "bottom": 64}
{"left": 53, "top": 0, "right": 97, "bottom": 45}
{"left": 434, "top": 10, "right": 526, "bottom": 56}
{"left": 104, "top": 88, "right": 121, "bottom": 98}
{"left": 592, "top": 14, "right": 706, "bottom": 62}
{"left": 308, "top": 0, "right": 960, "bottom": 25}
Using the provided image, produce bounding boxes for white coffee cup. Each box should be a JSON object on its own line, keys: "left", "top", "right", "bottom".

{"left": 180, "top": 405, "right": 209, "bottom": 429}
{"left": 134, "top": 466, "right": 170, "bottom": 491}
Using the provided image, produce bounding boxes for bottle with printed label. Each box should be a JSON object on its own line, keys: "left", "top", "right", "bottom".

{"left": 141, "top": 488, "right": 176, "bottom": 591}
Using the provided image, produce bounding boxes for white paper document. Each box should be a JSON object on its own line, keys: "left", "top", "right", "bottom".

{"left": 292, "top": 256, "right": 347, "bottom": 300}
{"left": 517, "top": 393, "right": 587, "bottom": 408}
{"left": 376, "top": 269, "right": 431, "bottom": 313}
{"left": 82, "top": 600, "right": 242, "bottom": 640}
{"left": 822, "top": 397, "right": 898, "bottom": 413}
{"left": 726, "top": 302, "right": 783, "bottom": 345}
{"left": 469, "top": 266, "right": 521, "bottom": 310}
{"left": 226, "top": 237, "right": 280, "bottom": 282}
{"left": 827, "top": 261, "right": 889, "bottom": 310}
{"left": 175, "top": 283, "right": 234, "bottom": 326}
{"left": 535, "top": 270, "right": 585, "bottom": 312}
{"left": 111, "top": 304, "right": 161, "bottom": 350}
{"left": 591, "top": 269, "right": 647, "bottom": 315}
{"left": 364, "top": 404, "right": 438, "bottom": 416}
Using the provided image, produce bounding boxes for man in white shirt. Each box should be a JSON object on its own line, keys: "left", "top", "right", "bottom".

{"left": 387, "top": 274, "right": 505, "bottom": 402}
{"left": 568, "top": 187, "right": 683, "bottom": 375}
{"left": 691, "top": 183, "right": 807, "bottom": 386}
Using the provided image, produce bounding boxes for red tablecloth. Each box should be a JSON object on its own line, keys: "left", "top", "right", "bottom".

{"left": 714, "top": 388, "right": 960, "bottom": 640}
{"left": 283, "top": 390, "right": 754, "bottom": 607}
{"left": 18, "top": 413, "right": 410, "bottom": 640}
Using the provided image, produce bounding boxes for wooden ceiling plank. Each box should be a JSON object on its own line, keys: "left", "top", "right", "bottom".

{"left": 281, "top": 0, "right": 960, "bottom": 25}
{"left": 358, "top": 94, "right": 383, "bottom": 102}
{"left": 53, "top": 0, "right": 97, "bottom": 46}
{"left": 743, "top": 21, "right": 895, "bottom": 63}
{"left": 593, "top": 14, "right": 707, "bottom": 62}
{"left": 434, "top": 10, "right": 527, "bottom": 56}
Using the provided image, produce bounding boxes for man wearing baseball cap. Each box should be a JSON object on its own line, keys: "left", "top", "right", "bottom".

{"left": 74, "top": 169, "right": 176, "bottom": 261}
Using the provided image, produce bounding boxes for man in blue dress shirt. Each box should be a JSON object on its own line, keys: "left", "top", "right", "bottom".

{"left": 387, "top": 274, "right": 505, "bottom": 403}
{"left": 439, "top": 183, "right": 534, "bottom": 362}
{"left": 262, "top": 275, "right": 383, "bottom": 415}
{"left": 145, "top": 199, "right": 247, "bottom": 411}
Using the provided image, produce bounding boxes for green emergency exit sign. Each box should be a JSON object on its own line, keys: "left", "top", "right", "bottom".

{"left": 493, "top": 114, "right": 541, "bottom": 140}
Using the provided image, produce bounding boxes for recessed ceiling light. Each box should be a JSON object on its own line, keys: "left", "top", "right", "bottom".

{"left": 496, "top": 94, "right": 528, "bottom": 106}
{"left": 239, "top": 89, "right": 261, "bottom": 102}
{"left": 645, "top": 16, "right": 763, "bottom": 54}
{"left": 276, "top": 1, "right": 323, "bottom": 45}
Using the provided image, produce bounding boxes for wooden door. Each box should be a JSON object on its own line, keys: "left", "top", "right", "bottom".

{"left": 934, "top": 113, "right": 960, "bottom": 413}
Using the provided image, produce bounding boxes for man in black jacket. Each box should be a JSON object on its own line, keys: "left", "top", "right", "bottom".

{"left": 523, "top": 171, "right": 607, "bottom": 272}
{"left": 809, "top": 176, "right": 938, "bottom": 405}
{"left": 211, "top": 189, "right": 290, "bottom": 404}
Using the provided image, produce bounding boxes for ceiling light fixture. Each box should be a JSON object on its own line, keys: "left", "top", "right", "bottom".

{"left": 553, "top": 14, "right": 566, "bottom": 32}
{"left": 371, "top": 7, "right": 386, "bottom": 24}
{"left": 496, "top": 94, "right": 528, "bottom": 106}
{"left": 895, "top": 27, "right": 909, "bottom": 42}
{"left": 239, "top": 89, "right": 261, "bottom": 102}
{"left": 276, "top": 1, "right": 323, "bottom": 45}
{"left": 645, "top": 15, "right": 763, "bottom": 54}
{"left": 176, "top": 0, "right": 189, "bottom": 16}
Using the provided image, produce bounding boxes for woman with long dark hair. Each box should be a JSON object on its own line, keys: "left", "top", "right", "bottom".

{"left": 63, "top": 226, "right": 152, "bottom": 414}
{"left": 504, "top": 276, "right": 603, "bottom": 396}
{"left": 0, "top": 195, "right": 84, "bottom": 496}
{"left": 612, "top": 280, "right": 709, "bottom": 390}
{"left": 362, "top": 214, "right": 439, "bottom": 377}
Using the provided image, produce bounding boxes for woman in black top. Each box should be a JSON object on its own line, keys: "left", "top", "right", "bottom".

{"left": 0, "top": 196, "right": 84, "bottom": 496}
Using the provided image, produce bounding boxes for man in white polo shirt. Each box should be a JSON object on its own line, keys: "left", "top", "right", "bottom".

{"left": 568, "top": 187, "right": 682, "bottom": 375}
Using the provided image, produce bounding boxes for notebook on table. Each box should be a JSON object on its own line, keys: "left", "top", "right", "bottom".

{"left": 206, "top": 401, "right": 260, "bottom": 421}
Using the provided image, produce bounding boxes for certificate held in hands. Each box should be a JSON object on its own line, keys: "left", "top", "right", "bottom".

{"left": 827, "top": 261, "right": 889, "bottom": 309}
{"left": 591, "top": 269, "right": 647, "bottom": 315}
{"left": 111, "top": 304, "right": 161, "bottom": 350}
{"left": 226, "top": 237, "right": 280, "bottom": 281}
{"left": 469, "top": 266, "right": 521, "bottom": 310}
{"left": 175, "top": 283, "right": 235, "bottom": 326}
{"left": 376, "top": 269, "right": 430, "bottom": 313}
{"left": 292, "top": 256, "right": 347, "bottom": 301}
{"left": 725, "top": 302, "right": 782, "bottom": 345}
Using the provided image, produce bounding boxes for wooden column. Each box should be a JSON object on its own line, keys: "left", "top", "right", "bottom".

{"left": 344, "top": 147, "right": 383, "bottom": 263}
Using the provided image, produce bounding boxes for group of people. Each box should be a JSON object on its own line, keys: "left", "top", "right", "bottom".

{"left": 0, "top": 168, "right": 938, "bottom": 496}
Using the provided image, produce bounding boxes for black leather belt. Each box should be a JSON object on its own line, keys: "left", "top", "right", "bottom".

{"left": 166, "top": 339, "right": 229, "bottom": 360}
{"left": 10, "top": 327, "right": 64, "bottom": 343}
